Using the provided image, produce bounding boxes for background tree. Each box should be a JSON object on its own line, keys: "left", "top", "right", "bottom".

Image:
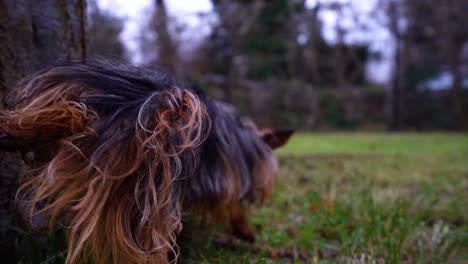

{"left": 403, "top": 0, "right": 468, "bottom": 129}
{"left": 376, "top": 0, "right": 468, "bottom": 129}
{"left": 195, "top": 0, "right": 372, "bottom": 128}
{"left": 198, "top": 0, "right": 266, "bottom": 102}
{"left": 376, "top": 0, "right": 405, "bottom": 130}
{"left": 140, "top": 0, "right": 179, "bottom": 73}
{"left": 88, "top": 0, "right": 127, "bottom": 60}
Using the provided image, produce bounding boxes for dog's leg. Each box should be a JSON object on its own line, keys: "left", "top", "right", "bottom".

{"left": 229, "top": 201, "right": 255, "bottom": 243}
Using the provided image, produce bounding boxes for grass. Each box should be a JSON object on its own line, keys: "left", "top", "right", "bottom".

{"left": 279, "top": 132, "right": 468, "bottom": 154}
{"left": 182, "top": 133, "right": 468, "bottom": 263}
{"left": 12, "top": 133, "right": 468, "bottom": 263}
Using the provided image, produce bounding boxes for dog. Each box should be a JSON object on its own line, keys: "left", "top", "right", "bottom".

{"left": 0, "top": 60, "right": 293, "bottom": 263}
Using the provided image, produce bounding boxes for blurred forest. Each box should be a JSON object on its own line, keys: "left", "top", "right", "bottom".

{"left": 0, "top": 1, "right": 467, "bottom": 262}
{"left": 87, "top": 0, "right": 468, "bottom": 131}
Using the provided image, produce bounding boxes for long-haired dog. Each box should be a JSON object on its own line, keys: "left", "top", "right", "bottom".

{"left": 0, "top": 60, "right": 293, "bottom": 263}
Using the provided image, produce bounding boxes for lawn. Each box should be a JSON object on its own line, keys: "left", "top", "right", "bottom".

{"left": 279, "top": 132, "right": 468, "bottom": 154}
{"left": 182, "top": 133, "right": 468, "bottom": 263}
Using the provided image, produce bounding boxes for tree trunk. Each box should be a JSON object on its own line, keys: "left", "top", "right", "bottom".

{"left": 153, "top": 0, "right": 177, "bottom": 73}
{"left": 0, "top": 0, "right": 86, "bottom": 260}
{"left": 449, "top": 45, "right": 463, "bottom": 129}
{"left": 303, "top": 5, "right": 321, "bottom": 84}
{"left": 387, "top": 0, "right": 403, "bottom": 131}
{"left": 390, "top": 37, "right": 403, "bottom": 130}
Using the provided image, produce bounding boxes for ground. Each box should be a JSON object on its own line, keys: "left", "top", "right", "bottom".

{"left": 12, "top": 133, "right": 468, "bottom": 263}
{"left": 182, "top": 133, "right": 468, "bottom": 263}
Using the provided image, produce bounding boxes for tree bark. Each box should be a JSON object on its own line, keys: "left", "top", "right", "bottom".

{"left": 386, "top": 0, "right": 403, "bottom": 131}
{"left": 0, "top": 0, "right": 86, "bottom": 260}
{"left": 390, "top": 37, "right": 403, "bottom": 130}
{"left": 153, "top": 0, "right": 177, "bottom": 73}
{"left": 449, "top": 45, "right": 463, "bottom": 129}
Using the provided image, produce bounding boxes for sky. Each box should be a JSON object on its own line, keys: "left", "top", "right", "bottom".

{"left": 97, "top": 0, "right": 393, "bottom": 83}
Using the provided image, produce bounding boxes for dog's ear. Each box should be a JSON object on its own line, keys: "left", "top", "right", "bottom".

{"left": 259, "top": 129, "right": 294, "bottom": 149}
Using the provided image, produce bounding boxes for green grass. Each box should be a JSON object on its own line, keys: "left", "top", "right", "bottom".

{"left": 183, "top": 133, "right": 468, "bottom": 263}
{"left": 279, "top": 132, "right": 468, "bottom": 154}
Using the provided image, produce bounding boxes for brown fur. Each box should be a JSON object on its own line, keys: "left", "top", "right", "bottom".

{"left": 6, "top": 79, "right": 209, "bottom": 263}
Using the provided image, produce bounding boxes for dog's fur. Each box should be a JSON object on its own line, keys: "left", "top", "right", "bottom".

{"left": 0, "top": 60, "right": 293, "bottom": 263}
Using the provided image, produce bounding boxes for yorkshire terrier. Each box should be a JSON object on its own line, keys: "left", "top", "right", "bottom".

{"left": 0, "top": 60, "right": 293, "bottom": 263}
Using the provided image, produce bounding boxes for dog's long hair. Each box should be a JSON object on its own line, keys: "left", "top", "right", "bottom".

{"left": 0, "top": 61, "right": 292, "bottom": 263}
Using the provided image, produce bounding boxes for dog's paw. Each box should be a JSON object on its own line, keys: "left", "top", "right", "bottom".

{"left": 232, "top": 226, "right": 256, "bottom": 243}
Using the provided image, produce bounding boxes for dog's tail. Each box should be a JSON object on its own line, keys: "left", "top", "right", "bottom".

{"left": 0, "top": 80, "right": 96, "bottom": 152}
{"left": 4, "top": 63, "right": 210, "bottom": 264}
